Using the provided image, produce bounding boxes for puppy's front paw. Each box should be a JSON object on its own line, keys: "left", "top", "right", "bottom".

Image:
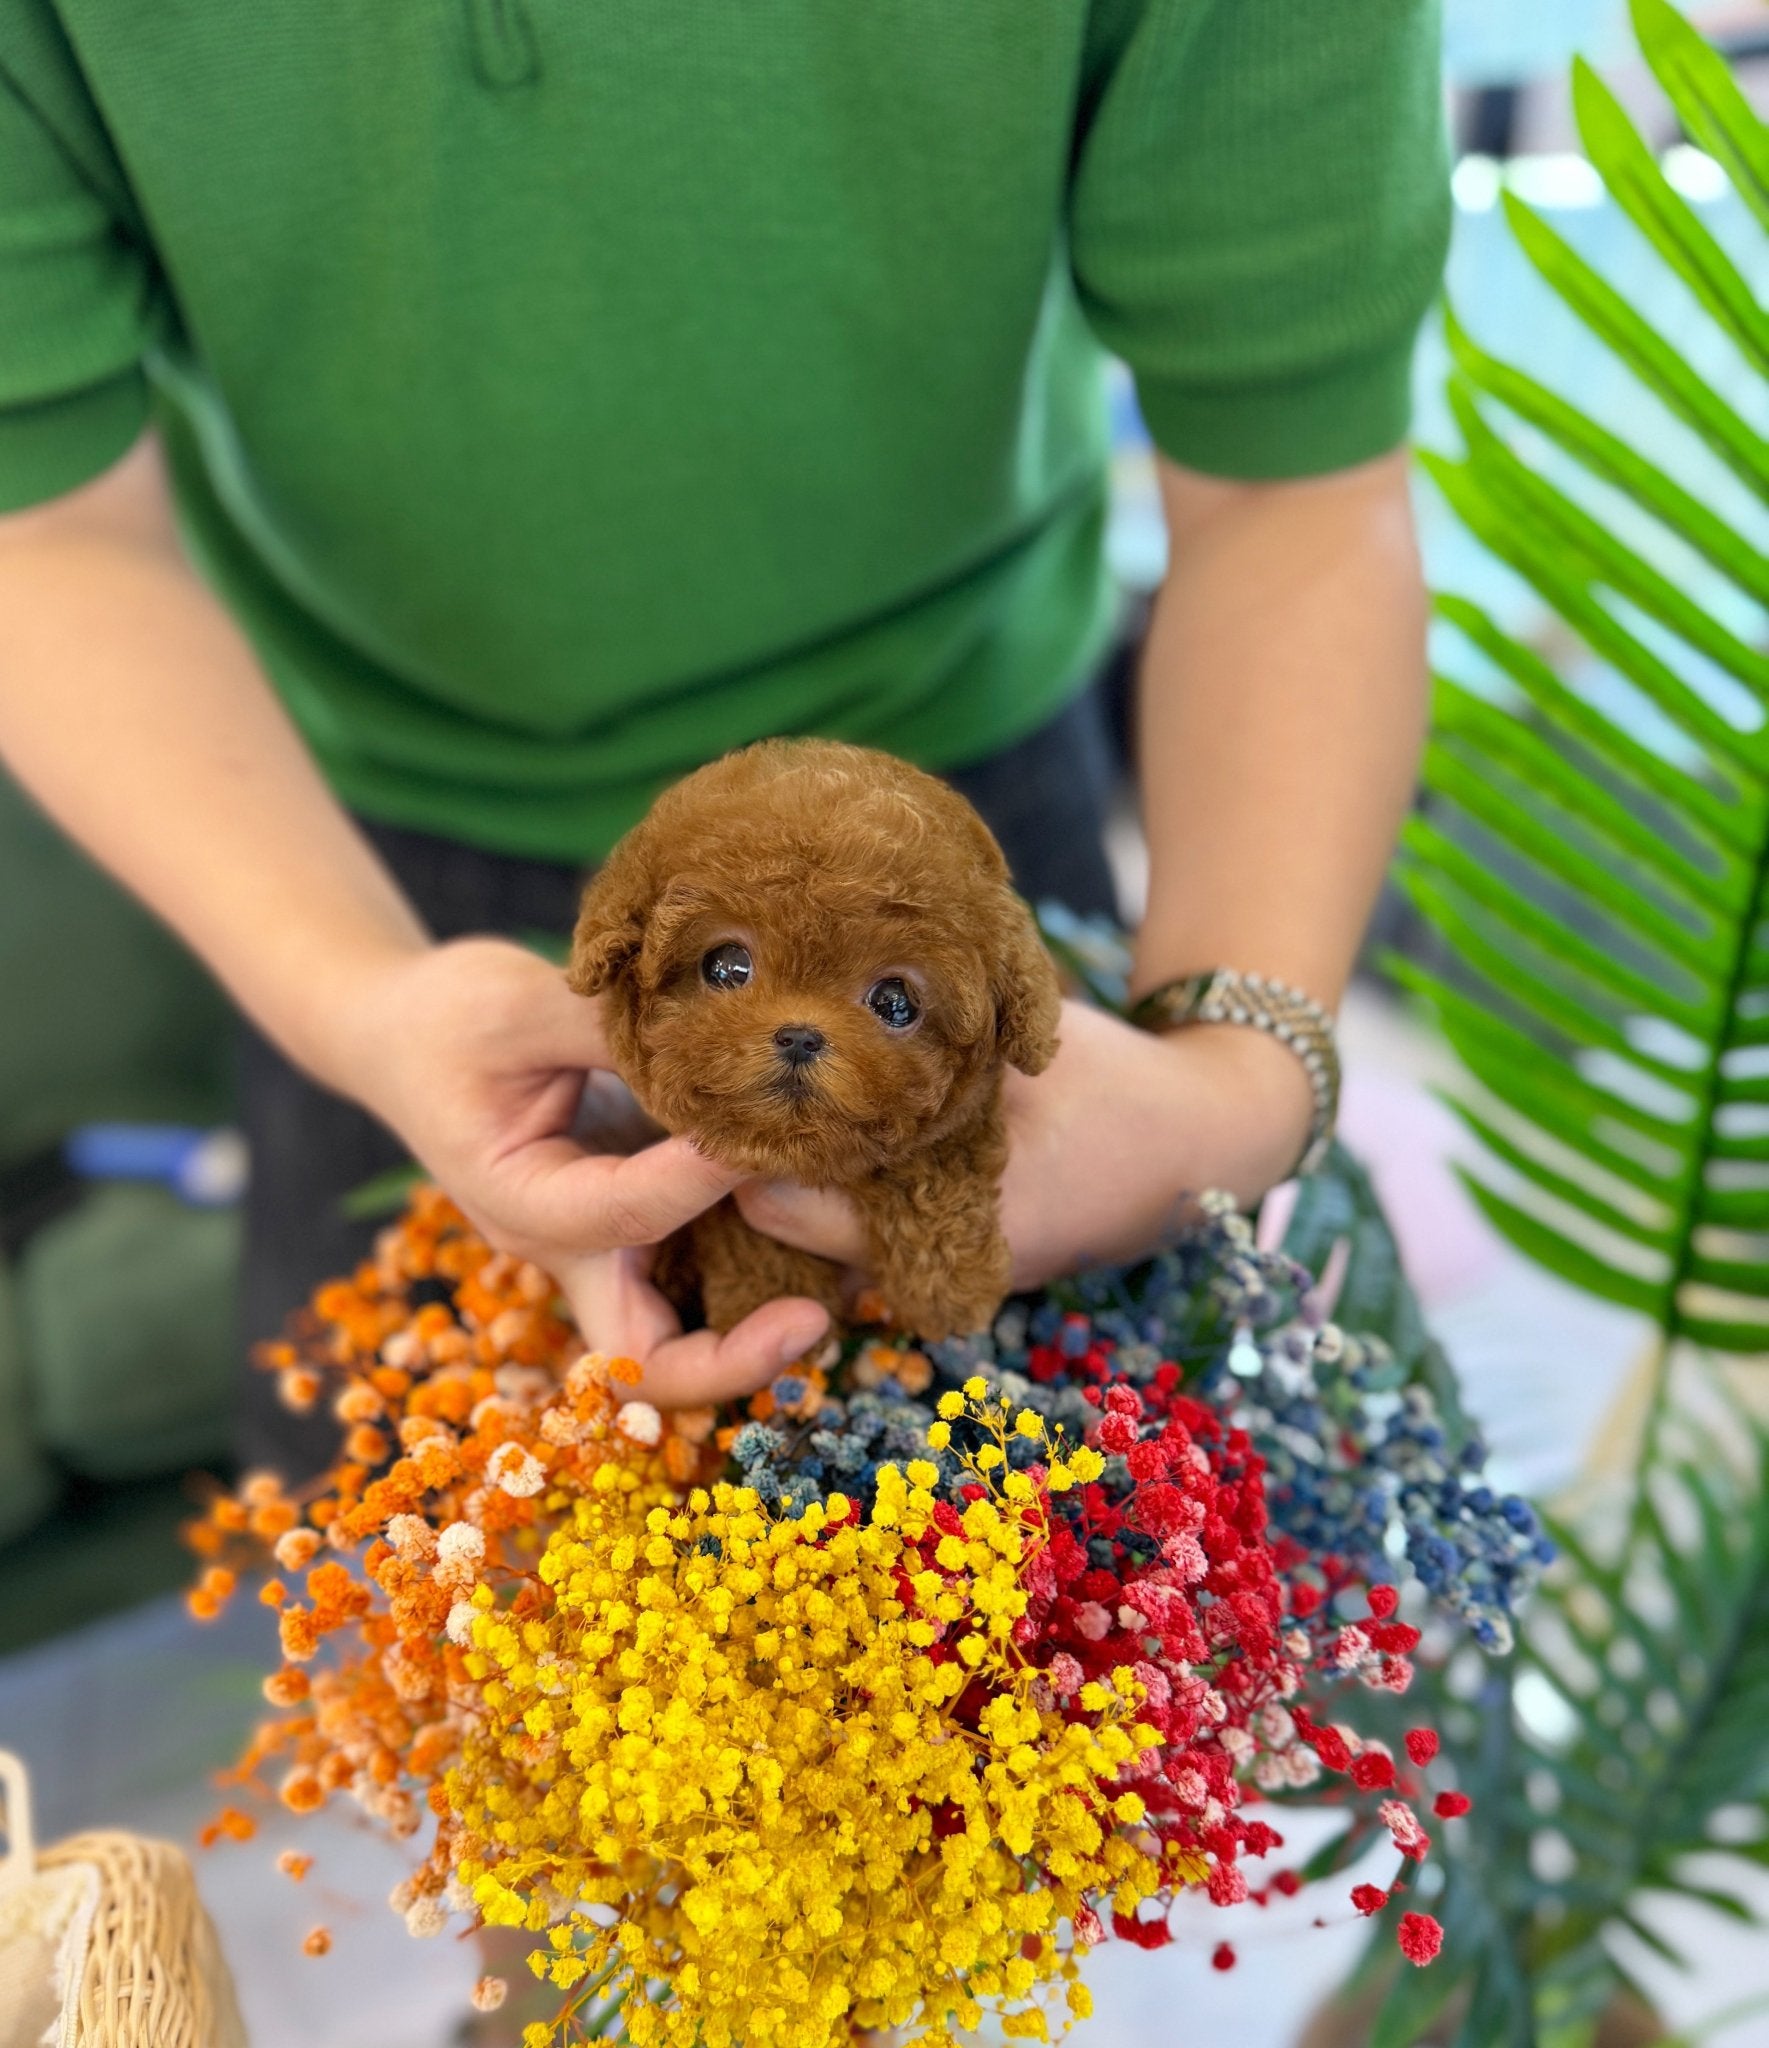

{"left": 692, "top": 1201, "right": 848, "bottom": 1350}
{"left": 870, "top": 1236, "right": 1012, "bottom": 1345}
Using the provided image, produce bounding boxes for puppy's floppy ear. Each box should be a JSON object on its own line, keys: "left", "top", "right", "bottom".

{"left": 991, "top": 892, "right": 1062, "bottom": 1076}
{"left": 567, "top": 836, "right": 651, "bottom": 997}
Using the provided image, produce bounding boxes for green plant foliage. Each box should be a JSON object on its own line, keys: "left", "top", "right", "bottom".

{"left": 1272, "top": 1150, "right": 1769, "bottom": 2044}
{"left": 1359, "top": 5, "right": 1769, "bottom": 2038}
{"left": 1397, "top": 1395, "right": 1769, "bottom": 2048}
{"left": 1397, "top": 0, "right": 1769, "bottom": 1358}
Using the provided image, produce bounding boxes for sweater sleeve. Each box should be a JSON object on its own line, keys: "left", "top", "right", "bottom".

{"left": 1069, "top": 0, "right": 1450, "bottom": 480}
{"left": 0, "top": 60, "right": 157, "bottom": 511}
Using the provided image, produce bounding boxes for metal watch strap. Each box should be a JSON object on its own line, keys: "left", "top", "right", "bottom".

{"left": 1127, "top": 968, "right": 1340, "bottom": 1178}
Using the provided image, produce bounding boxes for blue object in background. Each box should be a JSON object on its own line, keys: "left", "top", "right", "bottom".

{"left": 64, "top": 1124, "right": 248, "bottom": 1207}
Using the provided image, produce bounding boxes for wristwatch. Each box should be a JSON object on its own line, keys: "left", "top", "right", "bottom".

{"left": 1127, "top": 968, "right": 1340, "bottom": 1178}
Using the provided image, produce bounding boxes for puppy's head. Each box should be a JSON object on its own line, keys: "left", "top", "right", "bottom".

{"left": 568, "top": 740, "right": 1061, "bottom": 1183}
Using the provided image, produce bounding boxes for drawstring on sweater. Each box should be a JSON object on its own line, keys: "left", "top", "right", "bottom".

{"left": 465, "top": 0, "right": 540, "bottom": 90}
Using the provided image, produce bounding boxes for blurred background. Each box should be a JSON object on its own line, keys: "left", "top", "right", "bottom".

{"left": 4, "top": 3, "right": 1769, "bottom": 2042}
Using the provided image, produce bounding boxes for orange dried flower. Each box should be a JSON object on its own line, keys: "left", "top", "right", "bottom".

{"left": 301, "top": 1927, "right": 331, "bottom": 1958}
{"left": 183, "top": 1183, "right": 698, "bottom": 2010}
{"left": 278, "top": 1367, "right": 323, "bottom": 1412}
{"left": 345, "top": 1424, "right": 390, "bottom": 1464}
{"left": 279, "top": 1608, "right": 321, "bottom": 1662}
{"left": 273, "top": 1528, "right": 322, "bottom": 1572}
{"left": 199, "top": 1808, "right": 250, "bottom": 1849}
{"left": 280, "top": 1769, "right": 326, "bottom": 1815}
{"left": 249, "top": 1499, "right": 299, "bottom": 1541}
{"left": 263, "top": 1666, "right": 311, "bottom": 1707}
{"left": 277, "top": 1850, "right": 314, "bottom": 1882}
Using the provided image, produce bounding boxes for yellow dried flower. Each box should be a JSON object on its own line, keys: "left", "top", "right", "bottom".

{"left": 452, "top": 1407, "right": 1172, "bottom": 2048}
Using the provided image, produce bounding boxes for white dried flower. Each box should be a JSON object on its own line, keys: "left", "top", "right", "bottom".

{"left": 1258, "top": 1704, "right": 1297, "bottom": 1748}
{"left": 565, "top": 1352, "right": 612, "bottom": 1397}
{"left": 445, "top": 1599, "right": 479, "bottom": 1648}
{"left": 1332, "top": 1624, "right": 1373, "bottom": 1671}
{"left": 384, "top": 1513, "right": 435, "bottom": 1563}
{"left": 382, "top": 1643, "right": 432, "bottom": 1703}
{"left": 486, "top": 1442, "right": 546, "bottom": 1497}
{"left": 403, "top": 1894, "right": 448, "bottom": 1938}
{"left": 1284, "top": 1745, "right": 1323, "bottom": 1789}
{"left": 1380, "top": 1799, "right": 1429, "bottom": 1854}
{"left": 538, "top": 1406, "right": 587, "bottom": 1447}
{"left": 433, "top": 1522, "right": 486, "bottom": 1590}
{"left": 380, "top": 1329, "right": 424, "bottom": 1370}
{"left": 615, "top": 1400, "right": 663, "bottom": 1447}
{"left": 471, "top": 1977, "right": 508, "bottom": 2012}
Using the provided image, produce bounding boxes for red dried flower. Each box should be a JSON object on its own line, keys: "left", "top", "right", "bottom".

{"left": 1433, "top": 1790, "right": 1472, "bottom": 1818}
{"left": 1404, "top": 1728, "right": 1439, "bottom": 1766}
{"left": 1210, "top": 1942, "right": 1237, "bottom": 1972}
{"left": 1111, "top": 1912, "right": 1173, "bottom": 1951}
{"left": 1367, "top": 1585, "right": 1399, "bottom": 1619}
{"left": 1350, "top": 1884, "right": 1389, "bottom": 1917}
{"left": 1397, "top": 1912, "right": 1444, "bottom": 1965}
{"left": 1351, "top": 1752, "right": 1396, "bottom": 1790}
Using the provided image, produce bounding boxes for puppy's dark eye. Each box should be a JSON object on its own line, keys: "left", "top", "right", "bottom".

{"left": 865, "top": 977, "right": 920, "bottom": 1030}
{"left": 702, "top": 943, "right": 753, "bottom": 990}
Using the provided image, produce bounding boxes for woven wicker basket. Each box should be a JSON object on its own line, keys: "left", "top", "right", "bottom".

{"left": 0, "top": 1751, "right": 247, "bottom": 2048}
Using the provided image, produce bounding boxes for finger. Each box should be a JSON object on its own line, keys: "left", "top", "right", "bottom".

{"left": 559, "top": 1246, "right": 683, "bottom": 1364}
{"left": 509, "top": 1133, "right": 745, "bottom": 1250}
{"left": 630, "top": 1298, "right": 832, "bottom": 1409}
{"left": 571, "top": 1072, "right": 666, "bottom": 1157}
{"left": 734, "top": 1180, "right": 870, "bottom": 1265}
{"left": 520, "top": 967, "right": 618, "bottom": 1067}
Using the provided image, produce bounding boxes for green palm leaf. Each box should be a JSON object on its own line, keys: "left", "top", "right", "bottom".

{"left": 1347, "top": 8, "right": 1769, "bottom": 2038}
{"left": 1404, "top": 0, "right": 1769, "bottom": 1366}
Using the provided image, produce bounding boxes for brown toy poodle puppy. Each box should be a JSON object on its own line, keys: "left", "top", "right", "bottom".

{"left": 567, "top": 738, "right": 1062, "bottom": 1344}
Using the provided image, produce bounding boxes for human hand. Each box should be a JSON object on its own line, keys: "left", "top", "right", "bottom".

{"left": 734, "top": 998, "right": 1313, "bottom": 1294}
{"left": 338, "top": 936, "right": 830, "bottom": 1397}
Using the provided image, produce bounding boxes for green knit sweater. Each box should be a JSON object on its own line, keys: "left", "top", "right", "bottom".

{"left": 0, "top": 1, "right": 1447, "bottom": 860}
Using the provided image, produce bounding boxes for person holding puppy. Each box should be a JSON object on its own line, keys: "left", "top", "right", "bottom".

{"left": 0, "top": 2, "right": 1446, "bottom": 1462}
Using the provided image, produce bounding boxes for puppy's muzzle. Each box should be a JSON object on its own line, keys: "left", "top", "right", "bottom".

{"left": 772, "top": 1024, "right": 827, "bottom": 1070}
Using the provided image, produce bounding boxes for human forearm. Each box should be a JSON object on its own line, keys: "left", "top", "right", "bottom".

{"left": 0, "top": 437, "right": 427, "bottom": 1095}
{"left": 1132, "top": 449, "right": 1428, "bottom": 1008}
{"left": 0, "top": 438, "right": 829, "bottom": 1392}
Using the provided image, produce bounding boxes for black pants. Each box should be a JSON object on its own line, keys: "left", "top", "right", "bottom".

{"left": 235, "top": 690, "right": 1120, "bottom": 1474}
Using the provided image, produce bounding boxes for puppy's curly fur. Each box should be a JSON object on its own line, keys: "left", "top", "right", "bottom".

{"left": 567, "top": 739, "right": 1062, "bottom": 1343}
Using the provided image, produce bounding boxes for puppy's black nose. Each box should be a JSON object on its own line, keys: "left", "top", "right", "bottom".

{"left": 773, "top": 1024, "right": 827, "bottom": 1067}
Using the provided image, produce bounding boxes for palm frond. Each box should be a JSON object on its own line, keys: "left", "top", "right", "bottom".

{"left": 1403, "top": 0, "right": 1769, "bottom": 1359}
{"left": 1357, "top": 6, "right": 1769, "bottom": 2038}
{"left": 1393, "top": 1396, "right": 1769, "bottom": 2045}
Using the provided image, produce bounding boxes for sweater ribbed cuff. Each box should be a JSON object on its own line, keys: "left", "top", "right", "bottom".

{"left": 1133, "top": 335, "right": 1419, "bottom": 481}
{"left": 0, "top": 369, "right": 150, "bottom": 513}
